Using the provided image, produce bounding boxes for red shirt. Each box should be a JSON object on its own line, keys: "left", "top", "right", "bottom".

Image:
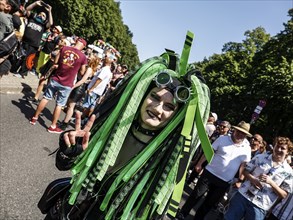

{"left": 51, "top": 46, "right": 87, "bottom": 88}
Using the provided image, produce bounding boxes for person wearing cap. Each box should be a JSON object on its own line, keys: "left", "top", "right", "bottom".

{"left": 205, "top": 112, "right": 218, "bottom": 138}
{"left": 177, "top": 121, "right": 252, "bottom": 220}
{"left": 12, "top": 0, "right": 53, "bottom": 78}
{"left": 35, "top": 25, "right": 62, "bottom": 76}
{"left": 30, "top": 37, "right": 88, "bottom": 134}
{"left": 225, "top": 136, "right": 293, "bottom": 220}
{"left": 81, "top": 53, "right": 115, "bottom": 119}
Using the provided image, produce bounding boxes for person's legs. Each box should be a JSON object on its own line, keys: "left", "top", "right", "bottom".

{"left": 63, "top": 101, "right": 76, "bottom": 124}
{"left": 34, "top": 77, "right": 47, "bottom": 100}
{"left": 33, "top": 98, "right": 49, "bottom": 118}
{"left": 224, "top": 192, "right": 247, "bottom": 220}
{"left": 179, "top": 170, "right": 211, "bottom": 217}
{"left": 51, "top": 105, "right": 63, "bottom": 128}
{"left": 49, "top": 82, "right": 72, "bottom": 129}
{"left": 194, "top": 178, "right": 229, "bottom": 220}
{"left": 245, "top": 201, "right": 266, "bottom": 220}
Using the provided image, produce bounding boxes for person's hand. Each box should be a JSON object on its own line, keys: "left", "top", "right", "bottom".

{"left": 233, "top": 181, "right": 242, "bottom": 189}
{"left": 63, "top": 111, "right": 95, "bottom": 151}
{"left": 259, "top": 173, "right": 273, "bottom": 185}
{"left": 250, "top": 176, "right": 263, "bottom": 189}
{"left": 195, "top": 164, "right": 202, "bottom": 173}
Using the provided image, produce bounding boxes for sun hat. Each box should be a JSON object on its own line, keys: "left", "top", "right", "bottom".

{"left": 211, "top": 112, "right": 218, "bottom": 121}
{"left": 54, "top": 25, "right": 62, "bottom": 33}
{"left": 232, "top": 121, "right": 252, "bottom": 137}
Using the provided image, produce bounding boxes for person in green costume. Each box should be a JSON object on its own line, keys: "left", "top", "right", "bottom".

{"left": 39, "top": 32, "right": 213, "bottom": 220}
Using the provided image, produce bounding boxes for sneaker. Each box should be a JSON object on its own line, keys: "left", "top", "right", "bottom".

{"left": 28, "top": 69, "right": 37, "bottom": 76}
{"left": 13, "top": 73, "right": 24, "bottom": 78}
{"left": 27, "top": 97, "right": 39, "bottom": 105}
{"left": 175, "top": 211, "right": 185, "bottom": 220}
{"left": 30, "top": 117, "right": 38, "bottom": 125}
{"left": 47, "top": 126, "right": 63, "bottom": 134}
{"left": 59, "top": 122, "right": 68, "bottom": 131}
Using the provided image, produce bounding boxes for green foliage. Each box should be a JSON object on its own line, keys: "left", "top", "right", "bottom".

{"left": 42, "top": 0, "right": 139, "bottom": 69}
{"left": 196, "top": 10, "right": 293, "bottom": 141}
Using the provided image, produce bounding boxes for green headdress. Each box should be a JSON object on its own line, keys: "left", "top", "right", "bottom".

{"left": 67, "top": 31, "right": 213, "bottom": 219}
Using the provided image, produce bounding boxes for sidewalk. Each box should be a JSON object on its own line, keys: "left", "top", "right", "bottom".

{"left": 0, "top": 72, "right": 39, "bottom": 94}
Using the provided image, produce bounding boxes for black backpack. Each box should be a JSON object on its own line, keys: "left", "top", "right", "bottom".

{"left": 0, "top": 32, "right": 18, "bottom": 58}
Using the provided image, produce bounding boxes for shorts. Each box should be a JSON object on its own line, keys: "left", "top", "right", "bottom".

{"left": 43, "top": 79, "right": 72, "bottom": 107}
{"left": 69, "top": 84, "right": 86, "bottom": 103}
{"left": 82, "top": 92, "right": 100, "bottom": 109}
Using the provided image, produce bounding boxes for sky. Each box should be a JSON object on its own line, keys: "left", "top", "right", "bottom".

{"left": 119, "top": 0, "right": 292, "bottom": 63}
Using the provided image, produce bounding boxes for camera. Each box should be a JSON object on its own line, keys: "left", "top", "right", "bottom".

{"left": 41, "top": 2, "right": 49, "bottom": 8}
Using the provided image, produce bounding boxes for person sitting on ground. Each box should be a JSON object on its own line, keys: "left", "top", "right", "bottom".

{"left": 224, "top": 136, "right": 293, "bottom": 220}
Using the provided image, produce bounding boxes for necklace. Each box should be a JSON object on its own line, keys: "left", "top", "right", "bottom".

{"left": 132, "top": 120, "right": 161, "bottom": 136}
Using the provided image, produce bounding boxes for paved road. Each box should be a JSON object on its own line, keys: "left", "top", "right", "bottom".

{"left": 0, "top": 93, "right": 70, "bottom": 220}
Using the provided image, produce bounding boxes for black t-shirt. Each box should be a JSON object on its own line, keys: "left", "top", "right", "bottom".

{"left": 22, "top": 14, "right": 46, "bottom": 47}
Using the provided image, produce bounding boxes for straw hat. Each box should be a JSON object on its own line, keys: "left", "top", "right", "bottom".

{"left": 232, "top": 121, "right": 252, "bottom": 137}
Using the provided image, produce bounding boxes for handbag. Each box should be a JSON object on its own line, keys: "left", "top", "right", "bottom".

{"left": 37, "top": 177, "right": 71, "bottom": 214}
{"left": 0, "top": 32, "right": 18, "bottom": 58}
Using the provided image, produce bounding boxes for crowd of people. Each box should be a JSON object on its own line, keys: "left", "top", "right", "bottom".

{"left": 176, "top": 113, "right": 293, "bottom": 220}
{"left": 1, "top": 0, "right": 129, "bottom": 134}
{"left": 1, "top": 1, "right": 292, "bottom": 220}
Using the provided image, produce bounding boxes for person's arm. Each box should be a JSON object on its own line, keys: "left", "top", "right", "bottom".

{"left": 73, "top": 67, "right": 92, "bottom": 89}
{"left": 45, "top": 4, "right": 53, "bottom": 28}
{"left": 258, "top": 173, "right": 289, "bottom": 199}
{"left": 78, "top": 64, "right": 87, "bottom": 76}
{"left": 25, "top": 0, "right": 42, "bottom": 16}
{"left": 194, "top": 154, "right": 207, "bottom": 173}
{"left": 87, "top": 78, "right": 102, "bottom": 94}
{"left": 56, "top": 112, "right": 95, "bottom": 170}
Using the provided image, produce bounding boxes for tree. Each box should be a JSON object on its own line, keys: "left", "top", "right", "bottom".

{"left": 41, "top": 0, "right": 139, "bottom": 69}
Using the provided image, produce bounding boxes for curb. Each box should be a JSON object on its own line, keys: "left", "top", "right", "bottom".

{"left": 0, "top": 72, "right": 39, "bottom": 94}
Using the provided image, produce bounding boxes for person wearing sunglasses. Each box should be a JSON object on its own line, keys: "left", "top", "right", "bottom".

{"left": 250, "top": 134, "right": 264, "bottom": 158}
{"left": 12, "top": 0, "right": 53, "bottom": 78}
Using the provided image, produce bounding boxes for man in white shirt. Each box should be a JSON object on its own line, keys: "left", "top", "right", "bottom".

{"left": 177, "top": 121, "right": 252, "bottom": 220}
{"left": 82, "top": 54, "right": 114, "bottom": 118}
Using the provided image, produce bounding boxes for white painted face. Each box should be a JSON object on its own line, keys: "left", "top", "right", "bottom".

{"left": 139, "top": 87, "right": 178, "bottom": 130}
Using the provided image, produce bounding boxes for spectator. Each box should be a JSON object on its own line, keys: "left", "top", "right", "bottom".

{"left": 29, "top": 37, "right": 87, "bottom": 134}
{"left": 187, "top": 120, "right": 231, "bottom": 185}
{"left": 59, "top": 53, "right": 101, "bottom": 130}
{"left": 12, "top": 0, "right": 53, "bottom": 78}
{"left": 205, "top": 112, "right": 217, "bottom": 137}
{"left": 81, "top": 53, "right": 115, "bottom": 119}
{"left": 250, "top": 133, "right": 264, "bottom": 158}
{"left": 26, "top": 37, "right": 70, "bottom": 105}
{"left": 0, "top": 0, "right": 19, "bottom": 77}
{"left": 225, "top": 136, "right": 293, "bottom": 220}
{"left": 177, "top": 121, "right": 252, "bottom": 220}
{"left": 36, "top": 25, "right": 62, "bottom": 75}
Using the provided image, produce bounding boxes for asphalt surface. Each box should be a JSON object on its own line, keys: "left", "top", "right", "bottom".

{"left": 0, "top": 73, "right": 218, "bottom": 220}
